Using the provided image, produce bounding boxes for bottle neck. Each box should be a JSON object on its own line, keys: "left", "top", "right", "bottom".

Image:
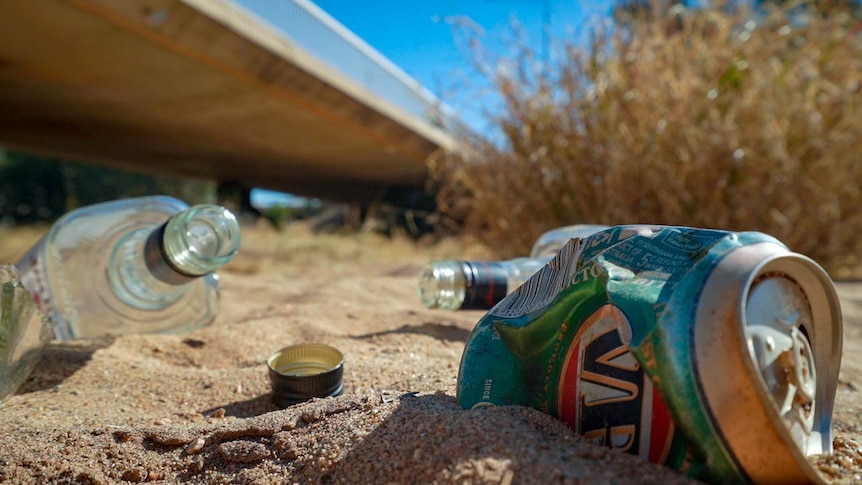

{"left": 109, "top": 226, "right": 192, "bottom": 311}
{"left": 419, "top": 257, "right": 553, "bottom": 311}
{"left": 143, "top": 221, "right": 196, "bottom": 285}
{"left": 109, "top": 204, "right": 240, "bottom": 311}
{"left": 418, "top": 260, "right": 513, "bottom": 310}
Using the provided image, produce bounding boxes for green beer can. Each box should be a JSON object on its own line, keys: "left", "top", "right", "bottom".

{"left": 456, "top": 225, "right": 842, "bottom": 484}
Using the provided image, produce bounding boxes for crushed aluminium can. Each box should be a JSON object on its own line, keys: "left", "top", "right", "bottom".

{"left": 456, "top": 225, "right": 843, "bottom": 484}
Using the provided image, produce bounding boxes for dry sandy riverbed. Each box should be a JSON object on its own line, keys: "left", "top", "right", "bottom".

{"left": 0, "top": 223, "right": 860, "bottom": 484}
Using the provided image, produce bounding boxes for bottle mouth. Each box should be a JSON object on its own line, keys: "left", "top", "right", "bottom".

{"left": 161, "top": 204, "right": 241, "bottom": 276}
{"left": 417, "top": 261, "right": 465, "bottom": 309}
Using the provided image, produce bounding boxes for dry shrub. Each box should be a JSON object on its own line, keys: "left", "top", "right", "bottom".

{"left": 431, "top": 1, "right": 862, "bottom": 276}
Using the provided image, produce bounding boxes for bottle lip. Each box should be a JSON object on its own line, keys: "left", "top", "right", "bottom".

{"left": 161, "top": 204, "right": 241, "bottom": 276}
{"left": 417, "top": 260, "right": 465, "bottom": 309}
{"left": 144, "top": 222, "right": 197, "bottom": 284}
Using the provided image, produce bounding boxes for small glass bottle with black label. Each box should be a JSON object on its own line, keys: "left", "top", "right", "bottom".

{"left": 417, "top": 224, "right": 608, "bottom": 310}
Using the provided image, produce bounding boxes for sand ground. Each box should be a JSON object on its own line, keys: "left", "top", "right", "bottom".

{"left": 0, "top": 223, "right": 860, "bottom": 484}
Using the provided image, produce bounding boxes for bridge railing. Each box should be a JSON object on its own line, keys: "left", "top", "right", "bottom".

{"left": 232, "top": 0, "right": 457, "bottom": 132}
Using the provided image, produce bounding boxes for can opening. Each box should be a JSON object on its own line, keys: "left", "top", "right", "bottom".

{"left": 744, "top": 273, "right": 817, "bottom": 453}
{"left": 694, "top": 243, "right": 841, "bottom": 482}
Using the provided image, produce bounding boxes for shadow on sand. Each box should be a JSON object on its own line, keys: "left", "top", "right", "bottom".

{"left": 351, "top": 322, "right": 472, "bottom": 343}
{"left": 16, "top": 337, "right": 114, "bottom": 395}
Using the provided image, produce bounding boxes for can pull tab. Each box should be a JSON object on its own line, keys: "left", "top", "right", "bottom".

{"left": 748, "top": 324, "right": 817, "bottom": 443}
{"left": 789, "top": 327, "right": 816, "bottom": 402}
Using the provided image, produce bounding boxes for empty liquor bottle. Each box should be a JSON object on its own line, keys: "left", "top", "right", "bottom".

{"left": 0, "top": 263, "right": 47, "bottom": 402}
{"left": 16, "top": 196, "right": 241, "bottom": 340}
{"left": 418, "top": 224, "right": 608, "bottom": 310}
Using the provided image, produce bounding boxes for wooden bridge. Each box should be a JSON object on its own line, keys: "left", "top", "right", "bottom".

{"left": 0, "top": 0, "right": 458, "bottom": 205}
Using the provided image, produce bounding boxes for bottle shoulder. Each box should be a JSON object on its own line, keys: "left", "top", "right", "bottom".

{"left": 47, "top": 196, "right": 189, "bottom": 248}
{"left": 530, "top": 224, "right": 609, "bottom": 258}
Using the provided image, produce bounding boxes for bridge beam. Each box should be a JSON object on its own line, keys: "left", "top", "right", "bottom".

{"left": 0, "top": 0, "right": 457, "bottom": 204}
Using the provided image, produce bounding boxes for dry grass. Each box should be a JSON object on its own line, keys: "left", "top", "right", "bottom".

{"left": 223, "top": 222, "right": 486, "bottom": 276}
{"left": 432, "top": 1, "right": 862, "bottom": 277}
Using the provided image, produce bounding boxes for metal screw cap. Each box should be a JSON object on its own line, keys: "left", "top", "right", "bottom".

{"left": 267, "top": 343, "right": 344, "bottom": 408}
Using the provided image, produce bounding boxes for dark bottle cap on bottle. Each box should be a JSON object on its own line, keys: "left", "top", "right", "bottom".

{"left": 460, "top": 261, "right": 509, "bottom": 310}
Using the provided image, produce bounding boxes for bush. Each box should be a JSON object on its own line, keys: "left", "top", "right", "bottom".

{"left": 431, "top": 1, "right": 862, "bottom": 276}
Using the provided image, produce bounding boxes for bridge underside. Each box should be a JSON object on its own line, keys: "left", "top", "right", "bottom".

{"left": 0, "top": 0, "right": 454, "bottom": 204}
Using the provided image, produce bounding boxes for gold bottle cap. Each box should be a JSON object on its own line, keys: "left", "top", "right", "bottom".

{"left": 267, "top": 343, "right": 344, "bottom": 408}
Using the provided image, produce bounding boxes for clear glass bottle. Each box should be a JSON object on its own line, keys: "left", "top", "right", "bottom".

{"left": 0, "top": 263, "right": 48, "bottom": 402}
{"left": 418, "top": 224, "right": 608, "bottom": 310}
{"left": 16, "top": 196, "right": 241, "bottom": 340}
{"left": 528, "top": 224, "right": 610, "bottom": 258}
{"left": 418, "top": 258, "right": 551, "bottom": 310}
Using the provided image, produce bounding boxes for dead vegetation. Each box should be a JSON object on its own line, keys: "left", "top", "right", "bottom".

{"left": 431, "top": 1, "right": 862, "bottom": 277}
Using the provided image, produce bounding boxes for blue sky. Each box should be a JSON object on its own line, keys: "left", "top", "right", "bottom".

{"left": 241, "top": 0, "right": 617, "bottom": 207}
{"left": 312, "top": 1, "right": 615, "bottom": 99}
